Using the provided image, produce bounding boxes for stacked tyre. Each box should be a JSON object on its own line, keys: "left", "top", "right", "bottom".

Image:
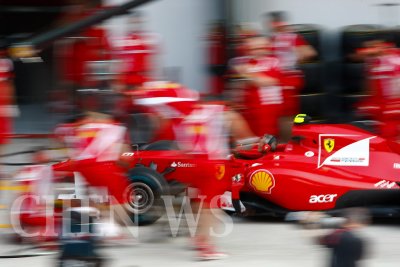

{"left": 291, "top": 24, "right": 325, "bottom": 119}
{"left": 341, "top": 25, "right": 385, "bottom": 119}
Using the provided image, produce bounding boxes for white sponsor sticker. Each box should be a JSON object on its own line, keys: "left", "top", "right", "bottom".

{"left": 318, "top": 135, "right": 375, "bottom": 168}
{"left": 374, "top": 180, "right": 397, "bottom": 189}
{"left": 305, "top": 151, "right": 314, "bottom": 157}
{"left": 170, "top": 161, "right": 196, "bottom": 168}
{"left": 122, "top": 152, "right": 135, "bottom": 156}
{"left": 251, "top": 163, "right": 263, "bottom": 167}
{"left": 309, "top": 194, "right": 338, "bottom": 204}
{"left": 393, "top": 163, "right": 400, "bottom": 169}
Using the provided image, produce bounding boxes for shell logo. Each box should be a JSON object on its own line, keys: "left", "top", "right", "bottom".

{"left": 250, "top": 169, "right": 275, "bottom": 194}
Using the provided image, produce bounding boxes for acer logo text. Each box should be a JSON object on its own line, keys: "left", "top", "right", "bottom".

{"left": 309, "top": 194, "right": 337, "bottom": 204}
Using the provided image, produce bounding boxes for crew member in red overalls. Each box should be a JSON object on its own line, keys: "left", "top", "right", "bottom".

{"left": 359, "top": 40, "right": 400, "bottom": 141}
{"left": 267, "top": 11, "right": 317, "bottom": 115}
{"left": 56, "top": 2, "right": 112, "bottom": 110}
{"left": 231, "top": 34, "right": 284, "bottom": 137}
{"left": 114, "top": 11, "right": 158, "bottom": 91}
{"left": 231, "top": 25, "right": 258, "bottom": 58}
{"left": 112, "top": 11, "right": 159, "bottom": 142}
{"left": 54, "top": 94, "right": 131, "bottom": 209}
{"left": 134, "top": 82, "right": 255, "bottom": 260}
{"left": 225, "top": 26, "right": 259, "bottom": 115}
{"left": 266, "top": 12, "right": 317, "bottom": 140}
{"left": 68, "top": 26, "right": 111, "bottom": 90}
{"left": 0, "top": 48, "right": 17, "bottom": 161}
{"left": 14, "top": 149, "right": 57, "bottom": 240}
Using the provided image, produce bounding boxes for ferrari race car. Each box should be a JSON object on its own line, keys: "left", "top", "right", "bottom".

{"left": 12, "top": 114, "right": 400, "bottom": 228}
{"left": 117, "top": 114, "right": 400, "bottom": 224}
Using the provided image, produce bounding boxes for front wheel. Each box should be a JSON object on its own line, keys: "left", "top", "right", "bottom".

{"left": 125, "top": 167, "right": 169, "bottom": 225}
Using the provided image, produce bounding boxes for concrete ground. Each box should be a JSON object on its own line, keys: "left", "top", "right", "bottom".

{"left": 1, "top": 217, "right": 400, "bottom": 267}
{"left": 1, "top": 138, "right": 400, "bottom": 267}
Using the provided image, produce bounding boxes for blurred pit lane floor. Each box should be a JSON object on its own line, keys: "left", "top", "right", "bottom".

{"left": 1, "top": 217, "right": 400, "bottom": 266}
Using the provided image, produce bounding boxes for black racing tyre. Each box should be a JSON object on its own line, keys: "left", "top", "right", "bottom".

{"left": 390, "top": 27, "right": 400, "bottom": 48}
{"left": 341, "top": 94, "right": 369, "bottom": 121}
{"left": 141, "top": 140, "right": 186, "bottom": 196}
{"left": 299, "top": 93, "right": 325, "bottom": 119}
{"left": 342, "top": 63, "right": 366, "bottom": 95}
{"left": 125, "top": 166, "right": 169, "bottom": 225}
{"left": 299, "top": 62, "right": 323, "bottom": 94}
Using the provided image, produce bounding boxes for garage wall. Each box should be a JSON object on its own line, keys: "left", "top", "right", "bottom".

{"left": 105, "top": 0, "right": 221, "bottom": 92}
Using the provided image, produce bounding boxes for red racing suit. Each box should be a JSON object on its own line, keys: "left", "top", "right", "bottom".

{"left": 115, "top": 32, "right": 158, "bottom": 87}
{"left": 271, "top": 32, "right": 307, "bottom": 115}
{"left": 135, "top": 85, "right": 233, "bottom": 207}
{"left": 232, "top": 55, "right": 284, "bottom": 136}
{"left": 15, "top": 165, "right": 55, "bottom": 228}
{"left": 54, "top": 120, "right": 130, "bottom": 204}
{"left": 173, "top": 104, "right": 232, "bottom": 206}
{"left": 59, "top": 26, "right": 111, "bottom": 88}
{"left": 363, "top": 50, "right": 400, "bottom": 140}
{"left": 0, "top": 56, "right": 14, "bottom": 144}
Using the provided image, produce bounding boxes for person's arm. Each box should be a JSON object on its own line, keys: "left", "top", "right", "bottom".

{"left": 234, "top": 61, "right": 280, "bottom": 87}
{"left": 294, "top": 34, "right": 317, "bottom": 63}
{"left": 296, "top": 44, "right": 317, "bottom": 63}
{"left": 224, "top": 109, "right": 256, "bottom": 141}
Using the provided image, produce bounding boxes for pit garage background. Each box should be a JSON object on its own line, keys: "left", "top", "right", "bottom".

{"left": 2, "top": 0, "right": 400, "bottom": 133}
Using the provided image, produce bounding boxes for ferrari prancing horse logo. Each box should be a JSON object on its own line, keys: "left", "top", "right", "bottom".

{"left": 324, "top": 138, "right": 335, "bottom": 153}
{"left": 215, "top": 164, "right": 225, "bottom": 180}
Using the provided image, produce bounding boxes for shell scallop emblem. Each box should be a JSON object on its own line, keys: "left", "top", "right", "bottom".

{"left": 250, "top": 170, "right": 275, "bottom": 194}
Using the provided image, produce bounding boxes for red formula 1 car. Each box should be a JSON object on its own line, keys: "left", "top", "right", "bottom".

{"left": 117, "top": 114, "right": 400, "bottom": 224}
{"left": 13, "top": 115, "right": 400, "bottom": 227}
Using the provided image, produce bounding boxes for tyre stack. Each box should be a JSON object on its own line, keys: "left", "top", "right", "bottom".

{"left": 340, "top": 25, "right": 385, "bottom": 119}
{"left": 291, "top": 24, "right": 324, "bottom": 119}
{"left": 390, "top": 26, "right": 400, "bottom": 47}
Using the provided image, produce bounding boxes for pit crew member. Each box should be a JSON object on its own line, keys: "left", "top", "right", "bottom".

{"left": 134, "top": 81, "right": 256, "bottom": 260}
{"left": 54, "top": 93, "right": 132, "bottom": 225}
{"left": 266, "top": 11, "right": 317, "bottom": 138}
{"left": 357, "top": 40, "right": 400, "bottom": 141}
{"left": 230, "top": 34, "right": 284, "bottom": 137}
{"left": 0, "top": 47, "right": 18, "bottom": 176}
{"left": 114, "top": 11, "right": 159, "bottom": 90}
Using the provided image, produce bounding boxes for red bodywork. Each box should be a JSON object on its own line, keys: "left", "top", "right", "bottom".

{"left": 119, "top": 122, "right": 400, "bottom": 214}
{"left": 16, "top": 121, "right": 400, "bottom": 233}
